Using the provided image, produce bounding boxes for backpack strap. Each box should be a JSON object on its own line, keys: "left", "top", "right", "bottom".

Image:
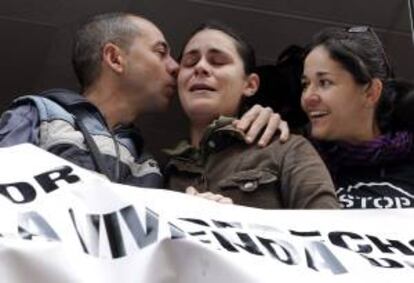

{"left": 71, "top": 108, "right": 120, "bottom": 182}
{"left": 40, "top": 89, "right": 120, "bottom": 182}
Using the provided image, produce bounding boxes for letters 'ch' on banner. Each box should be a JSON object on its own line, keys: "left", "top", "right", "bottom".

{"left": 0, "top": 144, "right": 414, "bottom": 283}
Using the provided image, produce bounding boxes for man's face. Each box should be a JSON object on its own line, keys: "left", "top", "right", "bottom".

{"left": 121, "top": 17, "right": 178, "bottom": 114}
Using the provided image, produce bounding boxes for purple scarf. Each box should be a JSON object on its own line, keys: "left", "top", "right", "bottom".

{"left": 316, "top": 131, "right": 414, "bottom": 168}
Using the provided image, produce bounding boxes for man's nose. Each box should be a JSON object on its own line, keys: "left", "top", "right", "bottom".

{"left": 168, "top": 57, "right": 179, "bottom": 78}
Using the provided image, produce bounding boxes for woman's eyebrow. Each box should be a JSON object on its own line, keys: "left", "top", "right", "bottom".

{"left": 315, "top": 71, "right": 331, "bottom": 77}
{"left": 182, "top": 49, "right": 199, "bottom": 57}
{"left": 208, "top": 48, "right": 230, "bottom": 56}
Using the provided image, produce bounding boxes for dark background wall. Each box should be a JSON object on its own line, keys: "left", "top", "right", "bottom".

{"left": 1, "top": 0, "right": 413, "bottom": 162}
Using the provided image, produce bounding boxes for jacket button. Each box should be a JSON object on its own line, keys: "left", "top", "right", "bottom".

{"left": 208, "top": 140, "right": 216, "bottom": 149}
{"left": 242, "top": 181, "right": 256, "bottom": 192}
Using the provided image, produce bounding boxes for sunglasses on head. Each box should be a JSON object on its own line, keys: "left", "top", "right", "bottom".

{"left": 346, "top": 25, "right": 394, "bottom": 78}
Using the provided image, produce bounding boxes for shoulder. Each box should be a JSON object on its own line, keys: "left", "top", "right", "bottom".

{"left": 255, "top": 134, "right": 322, "bottom": 166}
{"left": 0, "top": 99, "right": 41, "bottom": 145}
{"left": 266, "top": 134, "right": 315, "bottom": 151}
{"left": 1, "top": 99, "right": 40, "bottom": 125}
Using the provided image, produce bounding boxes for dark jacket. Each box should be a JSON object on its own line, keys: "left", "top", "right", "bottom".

{"left": 164, "top": 117, "right": 339, "bottom": 209}
{"left": 0, "top": 89, "right": 163, "bottom": 188}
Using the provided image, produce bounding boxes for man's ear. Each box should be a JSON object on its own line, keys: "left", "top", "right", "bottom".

{"left": 243, "top": 73, "right": 260, "bottom": 97}
{"left": 364, "top": 78, "right": 383, "bottom": 108}
{"left": 102, "top": 42, "right": 125, "bottom": 74}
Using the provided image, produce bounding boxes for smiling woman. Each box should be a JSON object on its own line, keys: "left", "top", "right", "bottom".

{"left": 301, "top": 26, "right": 414, "bottom": 209}
{"left": 164, "top": 22, "right": 339, "bottom": 209}
{"left": 301, "top": 45, "right": 380, "bottom": 143}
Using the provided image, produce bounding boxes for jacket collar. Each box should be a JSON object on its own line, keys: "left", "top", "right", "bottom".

{"left": 165, "top": 116, "right": 246, "bottom": 160}
{"left": 40, "top": 88, "right": 91, "bottom": 108}
{"left": 40, "top": 88, "right": 110, "bottom": 126}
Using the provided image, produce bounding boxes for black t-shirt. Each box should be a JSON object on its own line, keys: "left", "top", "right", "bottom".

{"left": 334, "top": 161, "right": 414, "bottom": 208}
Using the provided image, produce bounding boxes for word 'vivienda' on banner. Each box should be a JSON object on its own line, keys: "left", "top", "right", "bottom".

{"left": 0, "top": 144, "right": 414, "bottom": 283}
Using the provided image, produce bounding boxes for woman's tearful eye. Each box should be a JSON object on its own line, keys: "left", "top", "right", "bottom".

{"left": 181, "top": 53, "right": 200, "bottom": 68}
{"left": 208, "top": 53, "right": 229, "bottom": 66}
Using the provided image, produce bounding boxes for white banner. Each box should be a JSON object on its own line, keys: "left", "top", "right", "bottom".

{"left": 0, "top": 144, "right": 414, "bottom": 282}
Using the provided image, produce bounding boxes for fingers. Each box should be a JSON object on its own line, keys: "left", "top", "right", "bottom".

{"left": 235, "top": 105, "right": 273, "bottom": 144}
{"left": 196, "top": 192, "right": 234, "bottom": 204}
{"left": 278, "top": 120, "right": 290, "bottom": 143}
{"left": 258, "top": 116, "right": 290, "bottom": 146}
{"left": 232, "top": 118, "right": 240, "bottom": 128}
{"left": 244, "top": 107, "right": 274, "bottom": 144}
{"left": 257, "top": 113, "right": 280, "bottom": 147}
{"left": 186, "top": 192, "right": 233, "bottom": 204}
{"left": 186, "top": 186, "right": 233, "bottom": 204}
{"left": 185, "top": 186, "right": 199, "bottom": 195}
{"left": 217, "top": 196, "right": 233, "bottom": 204}
{"left": 234, "top": 104, "right": 291, "bottom": 146}
{"left": 198, "top": 192, "right": 223, "bottom": 202}
{"left": 234, "top": 105, "right": 262, "bottom": 136}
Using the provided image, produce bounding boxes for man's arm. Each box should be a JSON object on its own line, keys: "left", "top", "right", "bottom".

{"left": 233, "top": 105, "right": 289, "bottom": 147}
{"left": 0, "top": 104, "right": 40, "bottom": 147}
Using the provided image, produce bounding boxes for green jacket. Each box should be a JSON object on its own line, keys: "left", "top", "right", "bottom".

{"left": 164, "top": 117, "right": 339, "bottom": 209}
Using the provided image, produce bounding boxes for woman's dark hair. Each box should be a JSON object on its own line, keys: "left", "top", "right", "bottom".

{"left": 305, "top": 26, "right": 399, "bottom": 132}
{"left": 392, "top": 79, "right": 414, "bottom": 130}
{"left": 242, "top": 45, "right": 308, "bottom": 129}
{"left": 181, "top": 21, "right": 256, "bottom": 74}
